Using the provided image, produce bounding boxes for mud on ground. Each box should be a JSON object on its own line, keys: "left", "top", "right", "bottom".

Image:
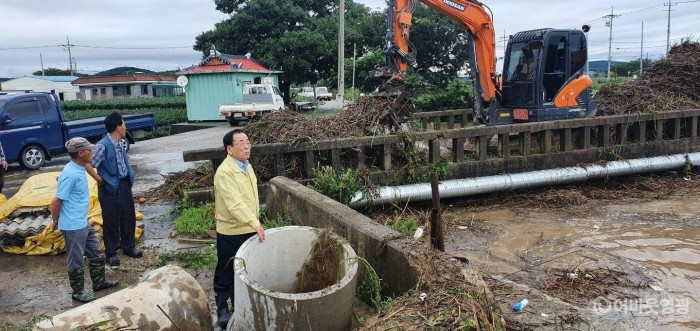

{"left": 368, "top": 172, "right": 700, "bottom": 330}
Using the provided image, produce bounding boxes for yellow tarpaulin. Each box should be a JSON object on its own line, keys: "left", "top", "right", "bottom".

{"left": 0, "top": 172, "right": 143, "bottom": 255}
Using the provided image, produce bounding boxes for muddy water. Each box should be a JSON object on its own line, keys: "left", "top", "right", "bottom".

{"left": 446, "top": 197, "right": 700, "bottom": 330}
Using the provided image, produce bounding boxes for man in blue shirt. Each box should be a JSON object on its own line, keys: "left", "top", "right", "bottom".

{"left": 48, "top": 137, "right": 118, "bottom": 302}
{"left": 86, "top": 112, "right": 141, "bottom": 269}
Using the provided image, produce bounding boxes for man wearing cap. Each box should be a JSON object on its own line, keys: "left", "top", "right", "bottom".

{"left": 86, "top": 112, "right": 141, "bottom": 269}
{"left": 48, "top": 137, "right": 118, "bottom": 302}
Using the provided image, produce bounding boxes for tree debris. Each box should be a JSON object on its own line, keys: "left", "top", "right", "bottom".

{"left": 595, "top": 41, "right": 700, "bottom": 116}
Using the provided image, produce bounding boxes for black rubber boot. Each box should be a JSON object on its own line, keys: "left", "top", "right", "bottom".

{"left": 68, "top": 268, "right": 96, "bottom": 303}
{"left": 88, "top": 257, "right": 119, "bottom": 291}
{"left": 215, "top": 291, "right": 231, "bottom": 330}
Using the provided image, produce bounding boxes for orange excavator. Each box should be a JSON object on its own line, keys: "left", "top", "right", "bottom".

{"left": 379, "top": 0, "right": 597, "bottom": 125}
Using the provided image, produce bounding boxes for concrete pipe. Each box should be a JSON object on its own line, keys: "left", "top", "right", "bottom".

{"left": 36, "top": 265, "right": 212, "bottom": 330}
{"left": 230, "top": 226, "right": 359, "bottom": 331}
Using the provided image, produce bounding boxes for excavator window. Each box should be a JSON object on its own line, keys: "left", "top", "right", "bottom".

{"left": 543, "top": 34, "right": 568, "bottom": 103}
{"left": 570, "top": 32, "right": 586, "bottom": 74}
{"left": 505, "top": 42, "right": 541, "bottom": 82}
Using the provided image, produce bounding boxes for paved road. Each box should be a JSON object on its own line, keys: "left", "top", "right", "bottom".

{"left": 2, "top": 123, "right": 237, "bottom": 198}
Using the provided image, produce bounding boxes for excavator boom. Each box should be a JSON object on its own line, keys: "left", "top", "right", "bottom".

{"left": 382, "top": 0, "right": 597, "bottom": 125}
{"left": 383, "top": 0, "right": 497, "bottom": 104}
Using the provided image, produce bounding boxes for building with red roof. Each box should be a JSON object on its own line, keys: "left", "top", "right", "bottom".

{"left": 177, "top": 46, "right": 283, "bottom": 121}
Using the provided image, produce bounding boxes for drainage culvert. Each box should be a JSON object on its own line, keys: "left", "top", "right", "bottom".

{"left": 35, "top": 265, "right": 211, "bottom": 330}
{"left": 229, "top": 226, "right": 359, "bottom": 331}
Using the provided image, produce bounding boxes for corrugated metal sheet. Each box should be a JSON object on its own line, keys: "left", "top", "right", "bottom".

{"left": 0, "top": 209, "right": 50, "bottom": 246}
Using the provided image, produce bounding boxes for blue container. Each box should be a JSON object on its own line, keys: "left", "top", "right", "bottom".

{"left": 512, "top": 299, "right": 529, "bottom": 312}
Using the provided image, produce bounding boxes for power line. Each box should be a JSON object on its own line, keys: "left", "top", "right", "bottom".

{"left": 73, "top": 45, "right": 191, "bottom": 50}
{"left": 0, "top": 45, "right": 58, "bottom": 50}
{"left": 0, "top": 44, "right": 192, "bottom": 51}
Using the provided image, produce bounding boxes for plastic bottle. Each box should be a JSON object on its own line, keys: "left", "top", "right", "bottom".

{"left": 512, "top": 298, "right": 529, "bottom": 312}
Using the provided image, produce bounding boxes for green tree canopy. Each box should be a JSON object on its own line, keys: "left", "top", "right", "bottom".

{"left": 611, "top": 59, "right": 653, "bottom": 77}
{"left": 32, "top": 67, "right": 73, "bottom": 76}
{"left": 196, "top": 0, "right": 473, "bottom": 88}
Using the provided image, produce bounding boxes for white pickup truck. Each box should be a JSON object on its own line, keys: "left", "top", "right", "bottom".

{"left": 298, "top": 86, "right": 333, "bottom": 101}
{"left": 314, "top": 87, "right": 333, "bottom": 101}
{"left": 219, "top": 84, "right": 285, "bottom": 126}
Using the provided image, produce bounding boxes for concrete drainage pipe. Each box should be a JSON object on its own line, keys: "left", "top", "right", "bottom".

{"left": 230, "top": 226, "right": 359, "bottom": 331}
{"left": 35, "top": 265, "right": 211, "bottom": 330}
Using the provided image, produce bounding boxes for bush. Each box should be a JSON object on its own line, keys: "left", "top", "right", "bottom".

{"left": 309, "top": 167, "right": 362, "bottom": 205}
{"left": 405, "top": 75, "right": 474, "bottom": 112}
{"left": 61, "top": 107, "right": 187, "bottom": 139}
{"left": 61, "top": 96, "right": 185, "bottom": 111}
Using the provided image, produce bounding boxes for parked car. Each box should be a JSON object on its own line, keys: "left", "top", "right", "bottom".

{"left": 219, "top": 84, "right": 285, "bottom": 126}
{"left": 297, "top": 87, "right": 315, "bottom": 99}
{"left": 297, "top": 87, "right": 333, "bottom": 101}
{"left": 314, "top": 87, "right": 333, "bottom": 101}
{"left": 0, "top": 92, "right": 156, "bottom": 170}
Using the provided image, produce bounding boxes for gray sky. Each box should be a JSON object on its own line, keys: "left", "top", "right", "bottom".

{"left": 1, "top": 0, "right": 698, "bottom": 77}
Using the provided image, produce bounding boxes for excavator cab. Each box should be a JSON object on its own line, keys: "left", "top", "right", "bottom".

{"left": 492, "top": 28, "right": 596, "bottom": 124}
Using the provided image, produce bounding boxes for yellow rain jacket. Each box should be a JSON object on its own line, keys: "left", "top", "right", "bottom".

{"left": 213, "top": 156, "right": 260, "bottom": 235}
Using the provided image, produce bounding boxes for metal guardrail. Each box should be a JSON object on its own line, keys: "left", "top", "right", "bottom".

{"left": 184, "top": 108, "right": 700, "bottom": 181}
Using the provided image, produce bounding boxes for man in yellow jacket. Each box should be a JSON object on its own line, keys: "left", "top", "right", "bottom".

{"left": 213, "top": 129, "right": 266, "bottom": 329}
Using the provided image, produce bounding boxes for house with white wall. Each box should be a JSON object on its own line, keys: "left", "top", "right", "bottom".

{"left": 0, "top": 75, "right": 80, "bottom": 100}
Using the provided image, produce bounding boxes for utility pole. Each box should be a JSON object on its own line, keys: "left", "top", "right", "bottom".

{"left": 585, "top": 30, "right": 589, "bottom": 74}
{"left": 40, "top": 53, "right": 45, "bottom": 76}
{"left": 640, "top": 22, "right": 644, "bottom": 76}
{"left": 502, "top": 30, "right": 506, "bottom": 53}
{"left": 603, "top": 7, "right": 620, "bottom": 80}
{"left": 60, "top": 36, "right": 75, "bottom": 75}
{"left": 352, "top": 43, "right": 356, "bottom": 101}
{"left": 337, "top": 0, "right": 345, "bottom": 106}
{"left": 665, "top": 2, "right": 675, "bottom": 54}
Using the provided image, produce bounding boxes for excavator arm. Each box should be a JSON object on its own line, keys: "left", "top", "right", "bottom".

{"left": 382, "top": 0, "right": 498, "bottom": 105}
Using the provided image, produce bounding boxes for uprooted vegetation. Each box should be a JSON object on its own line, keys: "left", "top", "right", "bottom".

{"left": 595, "top": 40, "right": 700, "bottom": 115}
{"left": 360, "top": 248, "right": 503, "bottom": 330}
{"left": 142, "top": 162, "right": 212, "bottom": 201}
{"left": 296, "top": 229, "right": 344, "bottom": 293}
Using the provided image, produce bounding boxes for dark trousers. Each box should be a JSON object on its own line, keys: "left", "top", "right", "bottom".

{"left": 98, "top": 179, "right": 136, "bottom": 257}
{"left": 0, "top": 167, "right": 4, "bottom": 193}
{"left": 214, "top": 232, "right": 255, "bottom": 293}
{"left": 62, "top": 225, "right": 101, "bottom": 270}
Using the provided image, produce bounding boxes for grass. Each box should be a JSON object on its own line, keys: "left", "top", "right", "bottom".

{"left": 174, "top": 203, "right": 215, "bottom": 238}
{"left": 156, "top": 246, "right": 217, "bottom": 272}
{"left": 0, "top": 314, "right": 52, "bottom": 331}
{"left": 387, "top": 214, "right": 418, "bottom": 237}
{"left": 260, "top": 211, "right": 293, "bottom": 229}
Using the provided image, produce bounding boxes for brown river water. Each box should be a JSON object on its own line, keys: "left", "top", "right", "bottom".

{"left": 445, "top": 196, "right": 700, "bottom": 330}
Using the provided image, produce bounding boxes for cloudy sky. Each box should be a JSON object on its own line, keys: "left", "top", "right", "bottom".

{"left": 0, "top": 0, "right": 698, "bottom": 77}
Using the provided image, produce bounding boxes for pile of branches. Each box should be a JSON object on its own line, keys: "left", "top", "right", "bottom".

{"left": 246, "top": 93, "right": 412, "bottom": 145}
{"left": 361, "top": 248, "right": 503, "bottom": 330}
{"left": 142, "top": 163, "right": 212, "bottom": 201}
{"left": 540, "top": 265, "right": 646, "bottom": 305}
{"left": 595, "top": 40, "right": 700, "bottom": 116}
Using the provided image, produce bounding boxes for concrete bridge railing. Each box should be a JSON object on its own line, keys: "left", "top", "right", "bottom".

{"left": 185, "top": 109, "right": 700, "bottom": 182}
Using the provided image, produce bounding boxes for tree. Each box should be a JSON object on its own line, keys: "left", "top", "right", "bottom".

{"left": 32, "top": 67, "right": 73, "bottom": 76}
{"left": 195, "top": 0, "right": 344, "bottom": 84}
{"left": 196, "top": 0, "right": 477, "bottom": 96}
{"left": 611, "top": 59, "right": 653, "bottom": 77}
{"left": 407, "top": 3, "right": 471, "bottom": 87}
